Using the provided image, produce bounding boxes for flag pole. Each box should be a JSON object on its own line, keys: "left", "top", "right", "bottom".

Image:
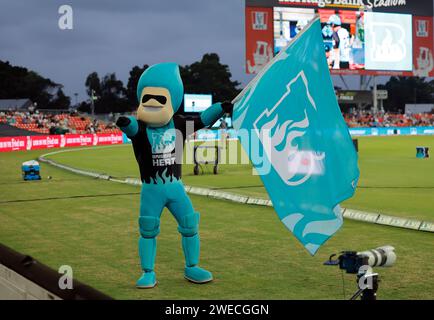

{"left": 232, "top": 15, "right": 320, "bottom": 105}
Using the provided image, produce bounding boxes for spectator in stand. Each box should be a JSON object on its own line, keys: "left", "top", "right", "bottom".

{"left": 342, "top": 110, "right": 434, "bottom": 128}
{"left": 3, "top": 109, "right": 431, "bottom": 135}
{"left": 0, "top": 110, "right": 122, "bottom": 135}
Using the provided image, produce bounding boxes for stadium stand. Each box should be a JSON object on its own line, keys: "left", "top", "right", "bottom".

{"left": 1, "top": 109, "right": 433, "bottom": 137}
{"left": 0, "top": 111, "right": 120, "bottom": 136}
{"left": 343, "top": 111, "right": 434, "bottom": 128}
{"left": 0, "top": 123, "right": 44, "bottom": 137}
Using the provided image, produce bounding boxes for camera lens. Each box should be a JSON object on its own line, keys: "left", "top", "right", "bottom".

{"left": 358, "top": 246, "right": 396, "bottom": 268}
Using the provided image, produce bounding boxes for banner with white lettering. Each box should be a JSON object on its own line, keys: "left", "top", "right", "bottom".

{"left": 0, "top": 133, "right": 123, "bottom": 152}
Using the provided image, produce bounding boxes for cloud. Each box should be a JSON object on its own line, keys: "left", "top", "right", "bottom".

{"left": 0, "top": 0, "right": 252, "bottom": 101}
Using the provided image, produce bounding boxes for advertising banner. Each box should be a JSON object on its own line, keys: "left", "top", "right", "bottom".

{"left": 93, "top": 133, "right": 124, "bottom": 145}
{"left": 7, "top": 127, "right": 431, "bottom": 150}
{"left": 0, "top": 136, "right": 27, "bottom": 152}
{"left": 193, "top": 129, "right": 238, "bottom": 141}
{"left": 245, "top": 6, "right": 274, "bottom": 74}
{"left": 26, "top": 135, "right": 61, "bottom": 150}
{"left": 413, "top": 16, "right": 434, "bottom": 77}
{"left": 349, "top": 126, "right": 434, "bottom": 136}
{"left": 0, "top": 133, "right": 123, "bottom": 152}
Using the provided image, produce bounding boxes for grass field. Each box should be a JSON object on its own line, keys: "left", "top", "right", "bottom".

{"left": 0, "top": 136, "right": 433, "bottom": 299}
{"left": 45, "top": 136, "right": 434, "bottom": 220}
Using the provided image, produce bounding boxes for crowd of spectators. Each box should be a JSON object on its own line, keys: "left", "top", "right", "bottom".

{"left": 0, "top": 110, "right": 120, "bottom": 135}
{"left": 343, "top": 111, "right": 434, "bottom": 128}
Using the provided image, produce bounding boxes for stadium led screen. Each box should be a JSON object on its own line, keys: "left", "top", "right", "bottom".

{"left": 364, "top": 12, "right": 412, "bottom": 71}
{"left": 245, "top": 0, "right": 434, "bottom": 77}
{"left": 184, "top": 94, "right": 213, "bottom": 113}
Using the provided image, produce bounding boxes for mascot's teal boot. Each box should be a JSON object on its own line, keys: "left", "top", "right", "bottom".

{"left": 136, "top": 236, "right": 157, "bottom": 288}
{"left": 182, "top": 234, "right": 213, "bottom": 284}
{"left": 136, "top": 271, "right": 156, "bottom": 289}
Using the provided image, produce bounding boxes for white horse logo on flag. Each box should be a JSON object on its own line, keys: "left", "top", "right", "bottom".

{"left": 254, "top": 71, "right": 325, "bottom": 186}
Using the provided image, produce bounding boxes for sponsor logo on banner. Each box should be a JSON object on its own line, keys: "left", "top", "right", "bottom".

{"left": 26, "top": 136, "right": 32, "bottom": 150}
{"left": 416, "top": 19, "right": 429, "bottom": 37}
{"left": 413, "top": 16, "right": 434, "bottom": 77}
{"left": 60, "top": 135, "right": 67, "bottom": 147}
{"left": 349, "top": 126, "right": 434, "bottom": 136}
{"left": 65, "top": 134, "right": 93, "bottom": 147}
{"left": 350, "top": 129, "right": 367, "bottom": 136}
{"left": 247, "top": 41, "right": 274, "bottom": 74}
{"left": 252, "top": 11, "right": 268, "bottom": 30}
{"left": 0, "top": 136, "right": 27, "bottom": 152}
{"left": 245, "top": 7, "right": 274, "bottom": 74}
{"left": 27, "top": 135, "right": 61, "bottom": 150}
{"left": 93, "top": 134, "right": 98, "bottom": 146}
{"left": 96, "top": 133, "right": 124, "bottom": 145}
{"left": 414, "top": 47, "right": 433, "bottom": 76}
{"left": 0, "top": 133, "right": 124, "bottom": 152}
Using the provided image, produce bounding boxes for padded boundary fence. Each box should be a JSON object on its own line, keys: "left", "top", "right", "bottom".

{"left": 38, "top": 149, "right": 434, "bottom": 234}
{"left": 0, "top": 243, "right": 113, "bottom": 300}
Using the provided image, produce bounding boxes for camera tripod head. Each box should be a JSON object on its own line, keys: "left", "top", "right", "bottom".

{"left": 324, "top": 246, "right": 396, "bottom": 300}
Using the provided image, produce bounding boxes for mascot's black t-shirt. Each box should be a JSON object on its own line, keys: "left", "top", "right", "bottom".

{"left": 129, "top": 114, "right": 205, "bottom": 184}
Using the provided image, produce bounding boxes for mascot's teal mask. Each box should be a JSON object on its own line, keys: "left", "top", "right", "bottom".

{"left": 136, "top": 62, "right": 184, "bottom": 113}
{"left": 135, "top": 63, "right": 184, "bottom": 126}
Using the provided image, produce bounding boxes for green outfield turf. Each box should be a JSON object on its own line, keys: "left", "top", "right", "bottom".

{"left": 45, "top": 136, "right": 434, "bottom": 221}
{"left": 0, "top": 136, "right": 433, "bottom": 299}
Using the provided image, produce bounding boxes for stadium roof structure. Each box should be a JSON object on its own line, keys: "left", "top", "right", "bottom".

{"left": 0, "top": 99, "right": 33, "bottom": 111}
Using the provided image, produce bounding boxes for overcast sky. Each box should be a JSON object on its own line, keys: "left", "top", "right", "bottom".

{"left": 0, "top": 0, "right": 252, "bottom": 103}
{"left": 1, "top": 0, "right": 430, "bottom": 104}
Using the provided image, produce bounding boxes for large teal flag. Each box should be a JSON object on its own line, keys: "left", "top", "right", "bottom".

{"left": 232, "top": 17, "right": 359, "bottom": 255}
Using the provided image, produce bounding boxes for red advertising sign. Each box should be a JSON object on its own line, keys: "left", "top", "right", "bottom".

{"left": 93, "top": 133, "right": 124, "bottom": 145}
{"left": 0, "top": 133, "right": 124, "bottom": 152}
{"left": 61, "top": 134, "right": 95, "bottom": 148}
{"left": 0, "top": 136, "right": 27, "bottom": 152}
{"left": 413, "top": 16, "right": 434, "bottom": 77}
{"left": 245, "top": 7, "right": 274, "bottom": 74}
{"left": 27, "top": 135, "right": 61, "bottom": 150}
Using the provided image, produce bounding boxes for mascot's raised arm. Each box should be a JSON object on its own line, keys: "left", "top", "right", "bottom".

{"left": 116, "top": 62, "right": 233, "bottom": 288}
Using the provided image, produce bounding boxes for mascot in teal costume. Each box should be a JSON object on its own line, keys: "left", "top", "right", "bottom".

{"left": 117, "top": 63, "right": 232, "bottom": 288}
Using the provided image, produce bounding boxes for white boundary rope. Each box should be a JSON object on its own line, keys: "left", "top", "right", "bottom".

{"left": 38, "top": 146, "right": 434, "bottom": 233}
